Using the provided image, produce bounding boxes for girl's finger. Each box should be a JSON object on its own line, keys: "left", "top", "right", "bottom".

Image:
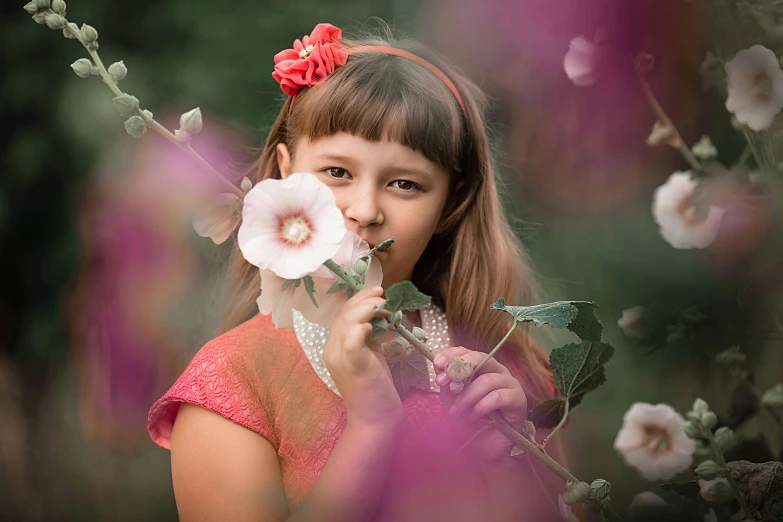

{"left": 447, "top": 372, "right": 516, "bottom": 417}
{"left": 432, "top": 346, "right": 470, "bottom": 369}
{"left": 433, "top": 347, "right": 509, "bottom": 378}
{"left": 344, "top": 298, "right": 388, "bottom": 324}
{"left": 470, "top": 388, "right": 526, "bottom": 422}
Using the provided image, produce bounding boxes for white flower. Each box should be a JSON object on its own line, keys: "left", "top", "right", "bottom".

{"left": 629, "top": 491, "right": 669, "bottom": 518}
{"left": 295, "top": 232, "right": 383, "bottom": 326}
{"left": 557, "top": 495, "right": 579, "bottom": 522}
{"left": 614, "top": 402, "right": 696, "bottom": 481}
{"left": 256, "top": 269, "right": 302, "bottom": 330}
{"left": 618, "top": 306, "right": 648, "bottom": 339}
{"left": 725, "top": 45, "right": 783, "bottom": 131}
{"left": 192, "top": 192, "right": 242, "bottom": 245}
{"left": 652, "top": 172, "right": 725, "bottom": 250}
{"left": 238, "top": 173, "right": 347, "bottom": 279}
{"left": 564, "top": 36, "right": 602, "bottom": 86}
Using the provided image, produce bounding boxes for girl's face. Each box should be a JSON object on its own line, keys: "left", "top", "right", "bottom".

{"left": 277, "top": 132, "right": 451, "bottom": 288}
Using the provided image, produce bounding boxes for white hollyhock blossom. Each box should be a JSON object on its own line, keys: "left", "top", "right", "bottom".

{"left": 614, "top": 402, "right": 696, "bottom": 481}
{"left": 652, "top": 172, "right": 725, "bottom": 250}
{"left": 256, "top": 269, "right": 304, "bottom": 330}
{"left": 725, "top": 45, "right": 783, "bottom": 131}
{"left": 192, "top": 192, "right": 242, "bottom": 245}
{"left": 564, "top": 36, "right": 602, "bottom": 86}
{"left": 618, "top": 306, "right": 648, "bottom": 339}
{"left": 296, "top": 232, "right": 383, "bottom": 327}
{"left": 238, "top": 173, "right": 347, "bottom": 279}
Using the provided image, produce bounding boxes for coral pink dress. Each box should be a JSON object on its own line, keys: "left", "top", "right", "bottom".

{"left": 147, "top": 312, "right": 560, "bottom": 521}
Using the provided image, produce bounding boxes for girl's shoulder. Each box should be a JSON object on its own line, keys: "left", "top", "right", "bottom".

{"left": 147, "top": 313, "right": 305, "bottom": 450}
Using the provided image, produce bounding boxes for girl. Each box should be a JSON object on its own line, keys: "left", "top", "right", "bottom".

{"left": 147, "top": 23, "right": 565, "bottom": 522}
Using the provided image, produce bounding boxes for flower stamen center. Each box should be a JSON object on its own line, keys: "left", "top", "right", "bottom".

{"left": 750, "top": 72, "right": 773, "bottom": 102}
{"left": 644, "top": 427, "right": 671, "bottom": 455}
{"left": 280, "top": 215, "right": 313, "bottom": 246}
{"left": 299, "top": 44, "right": 315, "bottom": 60}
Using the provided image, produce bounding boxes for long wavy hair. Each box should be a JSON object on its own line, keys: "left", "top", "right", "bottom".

{"left": 218, "top": 32, "right": 554, "bottom": 405}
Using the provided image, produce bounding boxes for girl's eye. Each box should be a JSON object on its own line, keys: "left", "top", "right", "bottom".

{"left": 390, "top": 179, "right": 421, "bottom": 192}
{"left": 323, "top": 167, "right": 351, "bottom": 179}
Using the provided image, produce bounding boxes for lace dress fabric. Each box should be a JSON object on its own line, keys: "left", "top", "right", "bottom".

{"left": 147, "top": 311, "right": 558, "bottom": 520}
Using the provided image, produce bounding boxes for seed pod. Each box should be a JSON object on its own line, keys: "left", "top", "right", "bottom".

{"left": 179, "top": 107, "right": 203, "bottom": 134}
{"left": 692, "top": 398, "right": 709, "bottom": 415}
{"left": 445, "top": 356, "right": 472, "bottom": 382}
{"left": 412, "top": 326, "right": 427, "bottom": 342}
{"left": 112, "top": 94, "right": 139, "bottom": 117}
{"left": 51, "top": 0, "right": 65, "bottom": 15}
{"left": 589, "top": 479, "right": 611, "bottom": 504}
{"left": 684, "top": 420, "right": 701, "bottom": 439}
{"left": 45, "top": 13, "right": 65, "bottom": 30}
{"left": 714, "top": 427, "right": 735, "bottom": 453}
{"left": 695, "top": 460, "right": 721, "bottom": 481}
{"left": 32, "top": 12, "right": 47, "bottom": 24}
{"left": 141, "top": 109, "right": 153, "bottom": 120}
{"left": 35, "top": 0, "right": 50, "bottom": 9}
{"left": 23, "top": 2, "right": 38, "bottom": 14}
{"left": 108, "top": 61, "right": 127, "bottom": 81}
{"left": 390, "top": 310, "right": 403, "bottom": 327}
{"left": 353, "top": 258, "right": 367, "bottom": 276}
{"left": 70, "top": 58, "right": 93, "bottom": 79}
{"left": 701, "top": 412, "right": 718, "bottom": 430}
{"left": 124, "top": 116, "right": 147, "bottom": 139}
{"left": 174, "top": 129, "right": 191, "bottom": 143}
{"left": 81, "top": 24, "right": 98, "bottom": 44}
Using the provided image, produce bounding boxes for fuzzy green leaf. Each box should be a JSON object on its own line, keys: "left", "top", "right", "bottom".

{"left": 365, "top": 236, "right": 395, "bottom": 258}
{"left": 529, "top": 399, "right": 567, "bottom": 429}
{"left": 389, "top": 350, "right": 430, "bottom": 399}
{"left": 302, "top": 275, "right": 318, "bottom": 308}
{"left": 490, "top": 298, "right": 602, "bottom": 342}
{"left": 550, "top": 341, "right": 614, "bottom": 406}
{"left": 381, "top": 281, "right": 431, "bottom": 313}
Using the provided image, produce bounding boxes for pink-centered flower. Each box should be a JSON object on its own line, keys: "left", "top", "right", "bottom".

{"left": 272, "top": 23, "right": 349, "bottom": 96}
{"left": 296, "top": 231, "right": 383, "bottom": 326}
{"left": 614, "top": 402, "right": 696, "bottom": 481}
{"left": 238, "top": 173, "right": 347, "bottom": 280}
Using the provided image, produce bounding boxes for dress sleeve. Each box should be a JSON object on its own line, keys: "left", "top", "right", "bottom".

{"left": 147, "top": 334, "right": 278, "bottom": 450}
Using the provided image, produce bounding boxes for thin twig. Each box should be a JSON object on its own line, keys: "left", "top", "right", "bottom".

{"left": 473, "top": 320, "right": 518, "bottom": 376}
{"left": 541, "top": 398, "right": 569, "bottom": 449}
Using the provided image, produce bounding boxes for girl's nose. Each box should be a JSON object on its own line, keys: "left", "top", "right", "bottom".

{"left": 342, "top": 186, "right": 384, "bottom": 227}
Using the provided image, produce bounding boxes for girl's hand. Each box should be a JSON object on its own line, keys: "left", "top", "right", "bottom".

{"left": 323, "top": 286, "right": 404, "bottom": 431}
{"left": 433, "top": 347, "right": 528, "bottom": 463}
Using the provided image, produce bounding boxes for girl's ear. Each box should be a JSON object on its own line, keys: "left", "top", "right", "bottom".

{"left": 276, "top": 143, "right": 292, "bottom": 179}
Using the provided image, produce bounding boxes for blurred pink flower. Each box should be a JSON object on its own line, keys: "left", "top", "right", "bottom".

{"left": 614, "top": 402, "right": 695, "bottom": 481}
{"left": 652, "top": 172, "right": 725, "bottom": 250}
{"left": 238, "top": 173, "right": 346, "bottom": 279}
{"left": 617, "top": 306, "right": 648, "bottom": 339}
{"left": 296, "top": 232, "right": 383, "bottom": 327}
{"left": 192, "top": 192, "right": 242, "bottom": 245}
{"left": 563, "top": 36, "right": 602, "bottom": 86}
{"left": 725, "top": 45, "right": 783, "bottom": 131}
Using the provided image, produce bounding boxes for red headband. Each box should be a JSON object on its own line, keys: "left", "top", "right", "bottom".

{"left": 272, "top": 23, "right": 466, "bottom": 116}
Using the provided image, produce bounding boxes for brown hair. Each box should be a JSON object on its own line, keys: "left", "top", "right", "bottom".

{"left": 219, "top": 33, "right": 554, "bottom": 405}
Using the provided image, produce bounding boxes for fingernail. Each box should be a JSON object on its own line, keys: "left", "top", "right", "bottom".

{"left": 436, "top": 372, "right": 448, "bottom": 385}
{"left": 449, "top": 405, "right": 458, "bottom": 416}
{"left": 434, "top": 355, "right": 446, "bottom": 366}
{"left": 373, "top": 286, "right": 383, "bottom": 292}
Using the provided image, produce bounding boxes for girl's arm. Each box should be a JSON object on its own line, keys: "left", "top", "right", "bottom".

{"left": 171, "top": 403, "right": 399, "bottom": 522}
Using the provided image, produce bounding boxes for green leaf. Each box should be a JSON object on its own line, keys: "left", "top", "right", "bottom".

{"left": 529, "top": 398, "right": 567, "bottom": 429}
{"left": 302, "top": 275, "right": 318, "bottom": 308}
{"left": 389, "top": 351, "right": 430, "bottom": 399}
{"left": 381, "top": 281, "right": 431, "bottom": 314}
{"left": 365, "top": 236, "right": 395, "bottom": 258}
{"left": 490, "top": 298, "right": 602, "bottom": 342}
{"left": 550, "top": 341, "right": 614, "bottom": 407}
{"left": 660, "top": 481, "right": 700, "bottom": 500}
{"left": 282, "top": 279, "right": 296, "bottom": 291}
{"left": 326, "top": 279, "right": 348, "bottom": 294}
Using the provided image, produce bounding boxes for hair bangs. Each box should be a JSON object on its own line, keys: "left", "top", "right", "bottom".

{"left": 289, "top": 51, "right": 464, "bottom": 172}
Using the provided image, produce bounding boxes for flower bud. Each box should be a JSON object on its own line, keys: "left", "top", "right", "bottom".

{"left": 35, "top": 0, "right": 50, "bottom": 9}
{"left": 562, "top": 481, "right": 590, "bottom": 505}
{"left": 692, "top": 135, "right": 717, "bottom": 161}
{"left": 695, "top": 460, "right": 721, "bottom": 481}
{"left": 701, "top": 412, "right": 718, "bottom": 430}
{"left": 589, "top": 478, "right": 611, "bottom": 504}
{"left": 761, "top": 383, "right": 783, "bottom": 409}
{"left": 382, "top": 337, "right": 412, "bottom": 363}
{"left": 124, "top": 115, "right": 146, "bottom": 139}
{"left": 112, "top": 94, "right": 139, "bottom": 117}
{"left": 141, "top": 109, "right": 153, "bottom": 120}
{"left": 23, "top": 2, "right": 38, "bottom": 14}
{"left": 684, "top": 421, "right": 701, "bottom": 439}
{"left": 446, "top": 356, "right": 472, "bottom": 382}
{"left": 179, "top": 107, "right": 203, "bottom": 134}
{"left": 70, "top": 58, "right": 93, "bottom": 78}
{"left": 51, "top": 0, "right": 65, "bottom": 15}
{"left": 646, "top": 120, "right": 678, "bottom": 148}
{"left": 63, "top": 23, "right": 77, "bottom": 39}
{"left": 353, "top": 258, "right": 368, "bottom": 276}
{"left": 692, "top": 398, "right": 709, "bottom": 415}
{"left": 390, "top": 310, "right": 403, "bottom": 327}
{"left": 108, "top": 60, "right": 127, "bottom": 81}
{"left": 412, "top": 326, "right": 427, "bottom": 342}
{"left": 45, "top": 13, "right": 65, "bottom": 30}
{"left": 714, "top": 427, "right": 735, "bottom": 453}
{"left": 81, "top": 24, "right": 98, "bottom": 44}
{"left": 32, "top": 12, "right": 47, "bottom": 24}
{"left": 174, "top": 129, "right": 191, "bottom": 143}
{"left": 240, "top": 177, "right": 252, "bottom": 193}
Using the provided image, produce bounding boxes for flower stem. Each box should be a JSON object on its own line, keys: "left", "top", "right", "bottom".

{"left": 635, "top": 69, "right": 702, "bottom": 172}
{"left": 66, "top": 20, "right": 243, "bottom": 198}
{"left": 323, "top": 259, "right": 363, "bottom": 292}
{"left": 540, "top": 396, "right": 569, "bottom": 449}
{"left": 704, "top": 428, "right": 750, "bottom": 517}
{"left": 472, "top": 320, "right": 518, "bottom": 376}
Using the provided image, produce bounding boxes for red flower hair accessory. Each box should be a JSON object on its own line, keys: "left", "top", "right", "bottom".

{"left": 272, "top": 23, "right": 349, "bottom": 97}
